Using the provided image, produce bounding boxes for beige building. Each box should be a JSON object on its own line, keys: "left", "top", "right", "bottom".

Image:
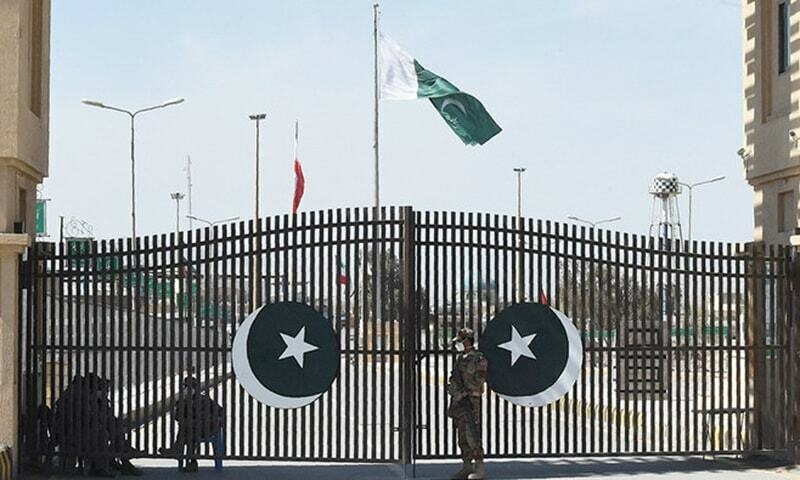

{"left": 0, "top": 0, "right": 50, "bottom": 465}
{"left": 0, "top": 0, "right": 50, "bottom": 236}
{"left": 743, "top": 0, "right": 800, "bottom": 244}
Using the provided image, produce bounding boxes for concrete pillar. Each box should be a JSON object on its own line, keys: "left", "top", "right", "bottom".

{"left": 0, "top": 233, "right": 29, "bottom": 471}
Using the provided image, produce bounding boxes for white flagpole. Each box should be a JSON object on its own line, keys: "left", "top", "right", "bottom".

{"left": 291, "top": 120, "right": 299, "bottom": 300}
{"left": 293, "top": 119, "right": 299, "bottom": 213}
{"left": 373, "top": 3, "right": 380, "bottom": 210}
{"left": 294, "top": 120, "right": 299, "bottom": 164}
{"left": 372, "top": 3, "right": 383, "bottom": 326}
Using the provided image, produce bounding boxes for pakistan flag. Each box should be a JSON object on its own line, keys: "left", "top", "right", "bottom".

{"left": 379, "top": 33, "right": 502, "bottom": 146}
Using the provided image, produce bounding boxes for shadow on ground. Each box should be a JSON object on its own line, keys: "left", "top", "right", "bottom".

{"left": 21, "top": 455, "right": 793, "bottom": 480}
{"left": 415, "top": 456, "right": 791, "bottom": 480}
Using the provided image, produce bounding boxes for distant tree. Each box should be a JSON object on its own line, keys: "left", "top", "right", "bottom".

{"left": 556, "top": 260, "right": 677, "bottom": 346}
{"left": 358, "top": 247, "right": 428, "bottom": 324}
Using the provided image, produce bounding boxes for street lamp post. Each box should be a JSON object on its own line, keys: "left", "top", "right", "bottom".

{"left": 513, "top": 167, "right": 526, "bottom": 302}
{"left": 170, "top": 192, "right": 185, "bottom": 232}
{"left": 567, "top": 215, "right": 622, "bottom": 229}
{"left": 249, "top": 113, "right": 267, "bottom": 219}
{"left": 248, "top": 113, "right": 267, "bottom": 309}
{"left": 186, "top": 214, "right": 240, "bottom": 227}
{"left": 678, "top": 175, "right": 725, "bottom": 243}
{"left": 82, "top": 97, "right": 184, "bottom": 239}
{"left": 514, "top": 168, "right": 526, "bottom": 221}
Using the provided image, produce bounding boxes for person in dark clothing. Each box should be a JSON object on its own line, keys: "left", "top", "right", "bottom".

{"left": 52, "top": 374, "right": 142, "bottom": 477}
{"left": 21, "top": 403, "right": 55, "bottom": 473}
{"left": 159, "top": 376, "right": 225, "bottom": 472}
{"left": 52, "top": 374, "right": 110, "bottom": 475}
{"left": 447, "top": 328, "right": 488, "bottom": 480}
{"left": 87, "top": 374, "right": 143, "bottom": 476}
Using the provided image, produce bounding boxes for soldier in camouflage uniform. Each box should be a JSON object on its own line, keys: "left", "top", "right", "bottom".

{"left": 447, "top": 327, "right": 488, "bottom": 480}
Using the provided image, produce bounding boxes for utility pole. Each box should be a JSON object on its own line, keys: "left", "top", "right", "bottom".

{"left": 185, "top": 155, "right": 193, "bottom": 230}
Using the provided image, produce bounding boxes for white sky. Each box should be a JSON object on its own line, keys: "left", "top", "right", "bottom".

{"left": 44, "top": 0, "right": 748, "bottom": 242}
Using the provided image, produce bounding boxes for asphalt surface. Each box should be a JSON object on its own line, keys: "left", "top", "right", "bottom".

{"left": 20, "top": 455, "right": 800, "bottom": 479}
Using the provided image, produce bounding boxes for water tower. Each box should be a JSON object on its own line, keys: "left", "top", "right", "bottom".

{"left": 617, "top": 173, "right": 679, "bottom": 400}
{"left": 648, "top": 172, "right": 683, "bottom": 241}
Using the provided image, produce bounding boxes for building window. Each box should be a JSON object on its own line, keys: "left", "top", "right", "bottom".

{"left": 30, "top": 0, "right": 43, "bottom": 117}
{"left": 779, "top": 2, "right": 790, "bottom": 75}
{"left": 778, "top": 190, "right": 794, "bottom": 233}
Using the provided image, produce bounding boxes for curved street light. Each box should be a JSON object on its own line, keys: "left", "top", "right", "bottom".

{"left": 678, "top": 175, "right": 725, "bottom": 242}
{"left": 567, "top": 215, "right": 622, "bottom": 229}
{"left": 186, "top": 214, "right": 241, "bottom": 227}
{"left": 82, "top": 97, "right": 185, "bottom": 238}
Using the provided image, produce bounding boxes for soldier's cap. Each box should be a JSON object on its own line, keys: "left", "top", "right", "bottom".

{"left": 451, "top": 327, "right": 475, "bottom": 344}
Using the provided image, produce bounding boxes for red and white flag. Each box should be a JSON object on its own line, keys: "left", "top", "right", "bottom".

{"left": 538, "top": 288, "right": 549, "bottom": 306}
{"left": 292, "top": 121, "right": 305, "bottom": 214}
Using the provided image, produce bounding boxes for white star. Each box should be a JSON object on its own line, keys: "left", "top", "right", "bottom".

{"left": 498, "top": 325, "right": 537, "bottom": 367}
{"left": 278, "top": 326, "right": 318, "bottom": 368}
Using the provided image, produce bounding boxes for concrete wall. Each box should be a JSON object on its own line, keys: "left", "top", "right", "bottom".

{"left": 0, "top": 0, "right": 49, "bottom": 470}
{"left": 0, "top": 0, "right": 50, "bottom": 237}
{"left": 0, "top": 234, "right": 27, "bottom": 469}
{"left": 743, "top": 0, "right": 800, "bottom": 244}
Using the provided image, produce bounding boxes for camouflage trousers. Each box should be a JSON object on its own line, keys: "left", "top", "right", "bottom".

{"left": 454, "top": 396, "right": 483, "bottom": 461}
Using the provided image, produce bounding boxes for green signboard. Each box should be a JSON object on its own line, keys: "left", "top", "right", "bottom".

{"left": 35, "top": 199, "right": 46, "bottom": 236}
{"left": 66, "top": 238, "right": 91, "bottom": 268}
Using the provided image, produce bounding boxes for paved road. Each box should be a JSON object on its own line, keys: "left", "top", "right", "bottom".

{"left": 21, "top": 456, "right": 800, "bottom": 479}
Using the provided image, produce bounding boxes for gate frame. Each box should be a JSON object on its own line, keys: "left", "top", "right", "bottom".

{"left": 401, "top": 206, "right": 416, "bottom": 467}
{"left": 15, "top": 208, "right": 800, "bottom": 468}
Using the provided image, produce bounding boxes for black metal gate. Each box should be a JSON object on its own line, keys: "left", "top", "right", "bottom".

{"left": 18, "top": 207, "right": 798, "bottom": 467}
{"left": 411, "top": 211, "right": 797, "bottom": 458}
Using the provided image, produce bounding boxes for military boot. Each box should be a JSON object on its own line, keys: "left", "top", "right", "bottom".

{"left": 450, "top": 460, "right": 473, "bottom": 479}
{"left": 467, "top": 459, "right": 485, "bottom": 480}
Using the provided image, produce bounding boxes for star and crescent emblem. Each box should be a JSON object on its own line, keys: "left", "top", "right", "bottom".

{"left": 480, "top": 302, "right": 583, "bottom": 408}
{"left": 232, "top": 302, "right": 339, "bottom": 409}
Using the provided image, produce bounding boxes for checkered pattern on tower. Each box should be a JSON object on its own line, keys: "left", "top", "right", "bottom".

{"left": 648, "top": 173, "right": 681, "bottom": 196}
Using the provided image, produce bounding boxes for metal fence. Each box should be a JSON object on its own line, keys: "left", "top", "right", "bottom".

{"left": 18, "top": 206, "right": 798, "bottom": 468}
{"left": 412, "top": 211, "right": 796, "bottom": 458}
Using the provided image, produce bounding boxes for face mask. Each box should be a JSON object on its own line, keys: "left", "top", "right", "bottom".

{"left": 455, "top": 341, "right": 465, "bottom": 352}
